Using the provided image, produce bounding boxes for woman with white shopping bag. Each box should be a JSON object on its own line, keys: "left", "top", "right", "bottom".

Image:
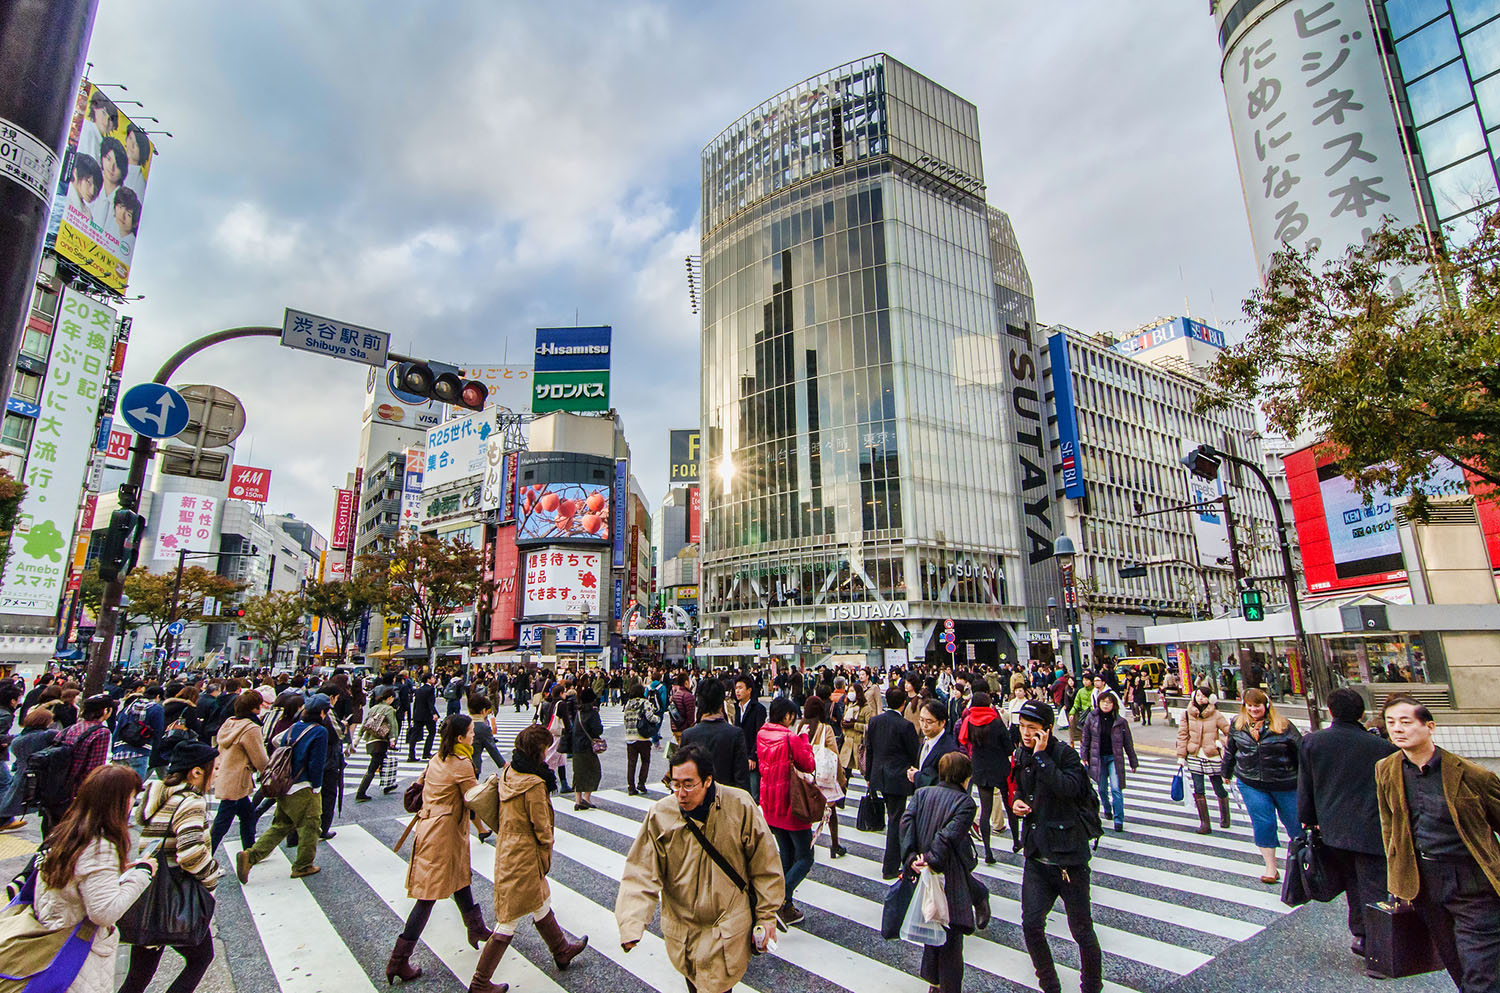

{"left": 800, "top": 695, "right": 848, "bottom": 857}
{"left": 898, "top": 751, "right": 989, "bottom": 993}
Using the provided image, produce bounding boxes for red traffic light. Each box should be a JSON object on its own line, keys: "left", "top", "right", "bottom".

{"left": 458, "top": 380, "right": 487, "bottom": 410}
{"left": 235, "top": 608, "right": 246, "bottom": 618}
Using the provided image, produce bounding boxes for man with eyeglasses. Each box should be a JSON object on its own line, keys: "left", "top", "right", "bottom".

{"left": 616, "top": 743, "right": 783, "bottom": 993}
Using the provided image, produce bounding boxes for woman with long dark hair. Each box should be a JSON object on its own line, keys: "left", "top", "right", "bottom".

{"left": 385, "top": 715, "right": 493, "bottom": 984}
{"left": 31, "top": 764, "right": 154, "bottom": 993}
{"left": 801, "top": 695, "right": 847, "bottom": 857}
{"left": 959, "top": 691, "right": 1013, "bottom": 862}
{"left": 569, "top": 688, "right": 605, "bottom": 811}
{"left": 468, "top": 724, "right": 586, "bottom": 993}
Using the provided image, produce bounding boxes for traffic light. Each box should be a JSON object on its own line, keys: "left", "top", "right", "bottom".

{"left": 753, "top": 637, "right": 761, "bottom": 650}
{"left": 392, "top": 360, "right": 488, "bottom": 411}
{"left": 1240, "top": 588, "right": 1266, "bottom": 622}
{"left": 903, "top": 630, "right": 911, "bottom": 645}
{"left": 1119, "top": 563, "right": 1148, "bottom": 580}
{"left": 234, "top": 607, "right": 246, "bottom": 618}
{"left": 98, "top": 509, "right": 145, "bottom": 581}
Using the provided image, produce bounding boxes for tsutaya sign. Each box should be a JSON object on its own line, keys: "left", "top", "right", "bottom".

{"left": 827, "top": 601, "right": 910, "bottom": 621}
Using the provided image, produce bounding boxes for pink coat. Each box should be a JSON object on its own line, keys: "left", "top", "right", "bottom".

{"left": 755, "top": 722, "right": 816, "bottom": 830}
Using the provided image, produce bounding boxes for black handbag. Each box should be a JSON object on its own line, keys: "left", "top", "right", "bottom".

{"left": 118, "top": 851, "right": 214, "bottom": 948}
{"left": 856, "top": 790, "right": 886, "bottom": 833}
{"left": 1281, "top": 829, "right": 1340, "bottom": 907}
{"left": 880, "top": 871, "right": 916, "bottom": 940}
{"left": 1364, "top": 899, "right": 1443, "bottom": 979}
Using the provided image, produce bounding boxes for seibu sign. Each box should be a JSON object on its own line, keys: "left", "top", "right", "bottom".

{"left": 826, "top": 601, "right": 910, "bottom": 622}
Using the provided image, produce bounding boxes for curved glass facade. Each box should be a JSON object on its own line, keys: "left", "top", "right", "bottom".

{"left": 700, "top": 56, "right": 1027, "bottom": 661}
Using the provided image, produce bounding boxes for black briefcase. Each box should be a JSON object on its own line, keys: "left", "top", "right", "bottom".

{"left": 1364, "top": 900, "right": 1442, "bottom": 979}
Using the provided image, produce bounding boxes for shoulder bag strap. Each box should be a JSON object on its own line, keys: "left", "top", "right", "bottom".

{"left": 681, "top": 814, "right": 749, "bottom": 896}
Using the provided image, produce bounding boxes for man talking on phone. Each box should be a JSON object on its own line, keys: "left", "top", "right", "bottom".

{"left": 1011, "top": 700, "right": 1103, "bottom": 993}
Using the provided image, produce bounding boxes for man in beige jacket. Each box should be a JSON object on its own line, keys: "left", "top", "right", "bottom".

{"left": 615, "top": 743, "right": 783, "bottom": 993}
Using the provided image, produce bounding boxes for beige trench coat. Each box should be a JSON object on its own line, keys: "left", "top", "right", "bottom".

{"left": 490, "top": 766, "right": 553, "bottom": 923}
{"left": 616, "top": 785, "right": 784, "bottom": 993}
{"left": 406, "top": 754, "right": 477, "bottom": 901}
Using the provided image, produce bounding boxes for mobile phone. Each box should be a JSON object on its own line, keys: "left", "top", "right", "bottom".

{"left": 137, "top": 840, "right": 162, "bottom": 862}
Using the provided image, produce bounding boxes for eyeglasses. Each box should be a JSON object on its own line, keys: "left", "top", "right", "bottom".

{"left": 669, "top": 779, "right": 702, "bottom": 793}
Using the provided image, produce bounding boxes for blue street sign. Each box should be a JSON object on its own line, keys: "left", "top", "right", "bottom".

{"left": 757, "top": 618, "right": 766, "bottom": 628}
{"left": 166, "top": 621, "right": 185, "bottom": 636}
{"left": 120, "top": 384, "right": 189, "bottom": 439}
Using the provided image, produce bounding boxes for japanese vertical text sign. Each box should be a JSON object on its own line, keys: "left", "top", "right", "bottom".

{"left": 0, "top": 291, "right": 116, "bottom": 614}
{"left": 1219, "top": 0, "right": 1422, "bottom": 279}
{"left": 1047, "top": 333, "right": 1086, "bottom": 499}
{"left": 152, "top": 492, "right": 219, "bottom": 562}
{"left": 47, "top": 83, "right": 155, "bottom": 293}
{"left": 612, "top": 459, "right": 628, "bottom": 570}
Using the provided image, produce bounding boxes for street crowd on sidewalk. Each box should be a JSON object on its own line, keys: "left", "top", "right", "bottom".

{"left": 0, "top": 654, "right": 1495, "bottom": 993}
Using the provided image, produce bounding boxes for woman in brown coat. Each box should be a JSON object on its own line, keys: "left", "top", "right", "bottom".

{"left": 1174, "top": 687, "right": 1233, "bottom": 834}
{"left": 209, "top": 690, "right": 270, "bottom": 852}
{"left": 386, "top": 715, "right": 494, "bottom": 984}
{"left": 468, "top": 724, "right": 588, "bottom": 993}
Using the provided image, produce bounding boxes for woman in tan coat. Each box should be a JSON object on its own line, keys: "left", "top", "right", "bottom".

{"left": 839, "top": 682, "right": 876, "bottom": 778}
{"left": 209, "top": 690, "right": 269, "bottom": 852}
{"left": 468, "top": 724, "right": 588, "bottom": 993}
{"left": 386, "top": 715, "right": 493, "bottom": 984}
{"left": 1174, "top": 687, "right": 1232, "bottom": 834}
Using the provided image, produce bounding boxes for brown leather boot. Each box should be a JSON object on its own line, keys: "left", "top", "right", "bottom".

{"left": 385, "top": 936, "right": 423, "bottom": 984}
{"left": 1193, "top": 794, "right": 1212, "bottom": 835}
{"left": 534, "top": 910, "right": 588, "bottom": 969}
{"left": 461, "top": 904, "right": 494, "bottom": 950}
{"left": 1217, "top": 793, "right": 1232, "bottom": 828}
{"left": 468, "top": 933, "right": 511, "bottom": 993}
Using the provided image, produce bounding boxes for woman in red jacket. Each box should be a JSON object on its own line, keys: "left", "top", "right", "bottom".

{"left": 756, "top": 696, "right": 817, "bottom": 926}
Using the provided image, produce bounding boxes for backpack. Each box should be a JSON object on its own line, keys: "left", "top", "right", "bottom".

{"left": 635, "top": 698, "right": 661, "bottom": 739}
{"left": 444, "top": 679, "right": 462, "bottom": 702}
{"left": 24, "top": 725, "right": 105, "bottom": 809}
{"left": 115, "top": 699, "right": 154, "bottom": 750}
{"left": 260, "top": 725, "right": 316, "bottom": 799}
{"left": 1076, "top": 773, "right": 1105, "bottom": 843}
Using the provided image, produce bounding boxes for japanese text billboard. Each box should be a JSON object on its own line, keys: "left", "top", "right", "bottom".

{"left": 1220, "top": 0, "right": 1422, "bottom": 278}
{"left": 424, "top": 410, "right": 493, "bottom": 489}
{"left": 48, "top": 83, "right": 155, "bottom": 294}
{"left": 457, "top": 364, "right": 534, "bottom": 414}
{"left": 332, "top": 488, "right": 355, "bottom": 548}
{"left": 400, "top": 448, "right": 424, "bottom": 538}
{"left": 152, "top": 492, "right": 219, "bottom": 563}
{"left": 0, "top": 291, "right": 116, "bottom": 614}
{"left": 490, "top": 524, "right": 519, "bottom": 643}
{"left": 228, "top": 465, "right": 271, "bottom": 503}
{"left": 612, "top": 459, "right": 628, "bottom": 569}
{"left": 523, "top": 548, "right": 602, "bottom": 617}
{"left": 689, "top": 485, "right": 701, "bottom": 544}
{"left": 531, "top": 369, "right": 610, "bottom": 414}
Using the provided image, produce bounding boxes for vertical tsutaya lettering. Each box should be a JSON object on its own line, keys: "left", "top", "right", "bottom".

{"left": 1008, "top": 323, "right": 1053, "bottom": 565}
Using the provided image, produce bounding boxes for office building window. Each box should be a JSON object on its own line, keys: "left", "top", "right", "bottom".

{"left": 1, "top": 414, "right": 34, "bottom": 450}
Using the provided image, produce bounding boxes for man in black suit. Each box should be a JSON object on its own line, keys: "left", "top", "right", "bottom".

{"left": 913, "top": 698, "right": 960, "bottom": 788}
{"left": 1298, "top": 687, "right": 1399, "bottom": 957}
{"left": 731, "top": 673, "right": 767, "bottom": 800}
{"left": 682, "top": 677, "right": 750, "bottom": 790}
{"left": 409, "top": 672, "right": 438, "bottom": 761}
{"left": 864, "top": 685, "right": 921, "bottom": 877}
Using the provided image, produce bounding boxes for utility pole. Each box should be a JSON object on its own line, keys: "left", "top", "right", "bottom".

{"left": 0, "top": 1, "right": 99, "bottom": 407}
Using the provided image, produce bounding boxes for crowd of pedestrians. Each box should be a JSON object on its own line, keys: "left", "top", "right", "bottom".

{"left": 0, "top": 656, "right": 1497, "bottom": 993}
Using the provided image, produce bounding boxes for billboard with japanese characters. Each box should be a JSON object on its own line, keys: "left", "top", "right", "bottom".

{"left": 0, "top": 291, "right": 117, "bottom": 615}
{"left": 424, "top": 410, "right": 493, "bottom": 490}
{"left": 400, "top": 448, "right": 424, "bottom": 538}
{"left": 523, "top": 548, "right": 602, "bottom": 617}
{"left": 47, "top": 83, "right": 155, "bottom": 294}
{"left": 152, "top": 492, "right": 219, "bottom": 563}
{"left": 1220, "top": 0, "right": 1423, "bottom": 279}
{"left": 457, "top": 364, "right": 534, "bottom": 414}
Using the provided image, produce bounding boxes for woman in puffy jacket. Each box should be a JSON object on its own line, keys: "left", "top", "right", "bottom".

{"left": 209, "top": 690, "right": 269, "bottom": 852}
{"left": 756, "top": 696, "right": 817, "bottom": 926}
{"left": 1221, "top": 687, "right": 1303, "bottom": 884}
{"left": 1080, "top": 689, "right": 1139, "bottom": 833}
{"left": 957, "top": 691, "right": 1012, "bottom": 862}
{"left": 899, "top": 751, "right": 986, "bottom": 993}
{"left": 32, "top": 764, "right": 154, "bottom": 993}
{"left": 1174, "top": 687, "right": 1232, "bottom": 834}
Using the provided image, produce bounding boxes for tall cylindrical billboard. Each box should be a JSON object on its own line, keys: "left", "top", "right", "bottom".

{"left": 1218, "top": 0, "right": 1425, "bottom": 278}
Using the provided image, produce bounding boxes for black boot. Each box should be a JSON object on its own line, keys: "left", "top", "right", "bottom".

{"left": 469, "top": 933, "right": 511, "bottom": 993}
{"left": 1217, "top": 793, "right": 1232, "bottom": 828}
{"left": 1193, "top": 794, "right": 1212, "bottom": 835}
{"left": 534, "top": 911, "right": 587, "bottom": 969}
{"left": 461, "top": 904, "right": 494, "bottom": 950}
{"left": 386, "top": 936, "right": 423, "bottom": 984}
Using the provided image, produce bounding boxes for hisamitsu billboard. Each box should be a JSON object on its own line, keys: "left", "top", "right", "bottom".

{"left": 534, "top": 326, "right": 612, "bottom": 372}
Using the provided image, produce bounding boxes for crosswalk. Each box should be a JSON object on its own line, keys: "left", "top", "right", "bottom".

{"left": 213, "top": 717, "right": 1298, "bottom": 993}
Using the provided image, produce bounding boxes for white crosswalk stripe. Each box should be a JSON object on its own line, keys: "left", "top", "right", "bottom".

{"left": 212, "top": 729, "right": 1295, "bottom": 993}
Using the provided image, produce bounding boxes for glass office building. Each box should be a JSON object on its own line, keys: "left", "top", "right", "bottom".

{"left": 699, "top": 55, "right": 1035, "bottom": 664}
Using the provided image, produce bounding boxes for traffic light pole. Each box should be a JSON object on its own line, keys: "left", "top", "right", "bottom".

{"left": 84, "top": 325, "right": 420, "bottom": 693}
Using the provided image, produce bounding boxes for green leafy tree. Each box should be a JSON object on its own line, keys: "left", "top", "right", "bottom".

{"left": 0, "top": 471, "right": 25, "bottom": 580}
{"left": 239, "top": 589, "right": 309, "bottom": 666}
{"left": 1198, "top": 212, "right": 1500, "bottom": 512}
{"left": 361, "top": 533, "right": 493, "bottom": 668}
{"left": 123, "top": 566, "right": 244, "bottom": 646}
{"left": 303, "top": 575, "right": 385, "bottom": 660}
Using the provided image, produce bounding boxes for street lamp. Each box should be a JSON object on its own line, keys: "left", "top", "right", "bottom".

{"left": 1052, "top": 536, "right": 1084, "bottom": 680}
{"left": 1183, "top": 443, "right": 1324, "bottom": 730}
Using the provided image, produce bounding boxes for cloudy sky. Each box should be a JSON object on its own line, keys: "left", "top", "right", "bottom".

{"left": 87, "top": 0, "right": 1260, "bottom": 535}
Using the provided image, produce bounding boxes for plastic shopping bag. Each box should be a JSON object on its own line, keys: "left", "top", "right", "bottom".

{"left": 920, "top": 866, "right": 950, "bottom": 926}
{"left": 900, "top": 871, "right": 947, "bottom": 946}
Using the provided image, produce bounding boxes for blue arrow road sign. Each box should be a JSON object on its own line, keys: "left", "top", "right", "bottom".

{"left": 120, "top": 384, "right": 189, "bottom": 439}
{"left": 166, "top": 621, "right": 185, "bottom": 637}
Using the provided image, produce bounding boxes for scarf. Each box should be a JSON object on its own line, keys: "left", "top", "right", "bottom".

{"left": 511, "top": 748, "right": 558, "bottom": 795}
{"left": 454, "top": 742, "right": 473, "bottom": 760}
{"left": 958, "top": 705, "right": 999, "bottom": 750}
